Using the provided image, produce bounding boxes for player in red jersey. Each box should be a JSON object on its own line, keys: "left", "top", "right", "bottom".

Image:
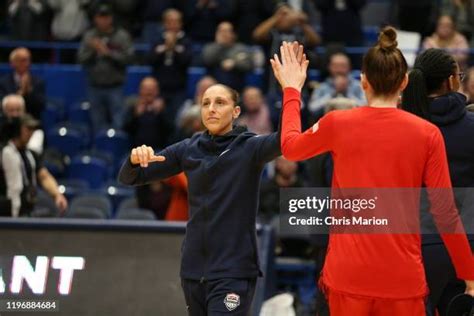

{"left": 271, "top": 27, "right": 474, "bottom": 315}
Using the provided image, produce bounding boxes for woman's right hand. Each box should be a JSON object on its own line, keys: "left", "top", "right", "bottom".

{"left": 270, "top": 41, "right": 309, "bottom": 92}
{"left": 130, "top": 145, "right": 166, "bottom": 167}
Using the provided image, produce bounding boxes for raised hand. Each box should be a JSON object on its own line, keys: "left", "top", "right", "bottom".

{"left": 131, "top": 145, "right": 166, "bottom": 167}
{"left": 270, "top": 41, "right": 309, "bottom": 92}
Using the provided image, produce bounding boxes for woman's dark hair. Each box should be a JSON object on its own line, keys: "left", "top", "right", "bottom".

{"left": 401, "top": 49, "right": 457, "bottom": 120}
{"left": 214, "top": 84, "right": 240, "bottom": 107}
{"left": 362, "top": 26, "right": 408, "bottom": 96}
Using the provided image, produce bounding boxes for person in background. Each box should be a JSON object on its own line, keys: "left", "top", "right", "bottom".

{"left": 0, "top": 48, "right": 46, "bottom": 120}
{"left": 138, "top": 0, "right": 175, "bottom": 43}
{"left": 314, "top": 0, "right": 366, "bottom": 54}
{"left": 178, "top": 76, "right": 217, "bottom": 124}
{"left": 394, "top": 0, "right": 438, "bottom": 37}
{"left": 238, "top": 86, "right": 273, "bottom": 135}
{"left": 48, "top": 0, "right": 90, "bottom": 63}
{"left": 176, "top": 0, "right": 236, "bottom": 44}
{"left": 0, "top": 114, "right": 67, "bottom": 217}
{"left": 48, "top": 0, "right": 90, "bottom": 41}
{"left": 232, "top": 0, "right": 275, "bottom": 45}
{"left": 423, "top": 15, "right": 469, "bottom": 70}
{"left": 253, "top": 3, "right": 320, "bottom": 95}
{"left": 149, "top": 8, "right": 192, "bottom": 119}
{"left": 7, "top": 0, "right": 51, "bottom": 41}
{"left": 259, "top": 156, "right": 302, "bottom": 223}
{"left": 1, "top": 94, "right": 44, "bottom": 155}
{"left": 173, "top": 104, "right": 204, "bottom": 142}
{"left": 123, "top": 77, "right": 172, "bottom": 150}
{"left": 442, "top": 0, "right": 474, "bottom": 44}
{"left": 202, "top": 21, "right": 253, "bottom": 92}
{"left": 308, "top": 52, "right": 365, "bottom": 117}
{"left": 78, "top": 3, "right": 134, "bottom": 131}
{"left": 462, "top": 67, "right": 474, "bottom": 103}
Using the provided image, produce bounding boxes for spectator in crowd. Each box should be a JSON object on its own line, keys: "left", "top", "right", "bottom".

{"left": 0, "top": 114, "right": 67, "bottom": 217}
{"left": 150, "top": 8, "right": 192, "bottom": 118}
{"left": 0, "top": 48, "right": 45, "bottom": 120}
{"left": 7, "top": 0, "right": 51, "bottom": 41}
{"left": 442, "top": 0, "right": 474, "bottom": 43}
{"left": 307, "top": 52, "right": 365, "bottom": 116}
{"left": 238, "top": 86, "right": 273, "bottom": 135}
{"left": 1, "top": 94, "right": 44, "bottom": 154}
{"left": 173, "top": 104, "right": 203, "bottom": 141}
{"left": 177, "top": 76, "right": 217, "bottom": 127}
{"left": 78, "top": 3, "right": 134, "bottom": 131}
{"left": 138, "top": 0, "right": 175, "bottom": 43}
{"left": 123, "top": 77, "right": 172, "bottom": 150}
{"left": 233, "top": 0, "right": 275, "bottom": 44}
{"left": 462, "top": 67, "right": 474, "bottom": 103}
{"left": 48, "top": 0, "right": 91, "bottom": 63}
{"left": 48, "top": 0, "right": 90, "bottom": 41}
{"left": 314, "top": 0, "right": 366, "bottom": 47}
{"left": 253, "top": 4, "right": 320, "bottom": 95}
{"left": 423, "top": 15, "right": 469, "bottom": 69}
{"left": 202, "top": 21, "right": 253, "bottom": 92}
{"left": 395, "top": 0, "right": 438, "bottom": 37}
{"left": 105, "top": 0, "right": 140, "bottom": 38}
{"left": 176, "top": 0, "right": 236, "bottom": 44}
{"left": 259, "top": 156, "right": 303, "bottom": 222}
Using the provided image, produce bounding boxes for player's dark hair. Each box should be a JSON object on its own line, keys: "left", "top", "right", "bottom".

{"left": 401, "top": 49, "right": 457, "bottom": 120}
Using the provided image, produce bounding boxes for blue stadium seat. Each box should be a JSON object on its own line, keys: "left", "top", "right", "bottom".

{"left": 101, "top": 181, "right": 135, "bottom": 215}
{"left": 245, "top": 68, "right": 264, "bottom": 89}
{"left": 67, "top": 101, "right": 92, "bottom": 129}
{"left": 57, "top": 179, "right": 90, "bottom": 201}
{"left": 117, "top": 196, "right": 138, "bottom": 212}
{"left": 41, "top": 101, "right": 64, "bottom": 131}
{"left": 78, "top": 149, "right": 115, "bottom": 178}
{"left": 123, "top": 66, "right": 152, "bottom": 96}
{"left": 94, "top": 129, "right": 131, "bottom": 167}
{"left": 46, "top": 125, "right": 85, "bottom": 158}
{"left": 69, "top": 194, "right": 112, "bottom": 218}
{"left": 65, "top": 206, "right": 107, "bottom": 219}
{"left": 115, "top": 208, "right": 156, "bottom": 220}
{"left": 67, "top": 154, "right": 109, "bottom": 189}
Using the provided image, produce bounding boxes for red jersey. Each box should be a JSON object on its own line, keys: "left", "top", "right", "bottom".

{"left": 281, "top": 87, "right": 474, "bottom": 299}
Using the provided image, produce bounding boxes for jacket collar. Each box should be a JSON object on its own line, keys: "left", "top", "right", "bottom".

{"left": 429, "top": 92, "right": 467, "bottom": 126}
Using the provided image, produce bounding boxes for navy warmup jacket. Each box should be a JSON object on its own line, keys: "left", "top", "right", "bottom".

{"left": 118, "top": 126, "right": 281, "bottom": 280}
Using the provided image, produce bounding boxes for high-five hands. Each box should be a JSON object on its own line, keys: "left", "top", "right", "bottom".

{"left": 130, "top": 145, "right": 166, "bottom": 167}
{"left": 270, "top": 41, "right": 310, "bottom": 92}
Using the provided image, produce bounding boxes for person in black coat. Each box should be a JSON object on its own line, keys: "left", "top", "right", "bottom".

{"left": 118, "top": 82, "right": 282, "bottom": 315}
{"left": 0, "top": 48, "right": 45, "bottom": 120}
{"left": 149, "top": 8, "right": 192, "bottom": 118}
{"left": 402, "top": 48, "right": 474, "bottom": 316}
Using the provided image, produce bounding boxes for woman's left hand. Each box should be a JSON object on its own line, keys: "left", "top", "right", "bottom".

{"left": 270, "top": 41, "right": 309, "bottom": 92}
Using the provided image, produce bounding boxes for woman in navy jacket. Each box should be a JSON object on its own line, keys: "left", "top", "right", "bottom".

{"left": 118, "top": 83, "right": 280, "bottom": 315}
{"left": 402, "top": 48, "right": 474, "bottom": 316}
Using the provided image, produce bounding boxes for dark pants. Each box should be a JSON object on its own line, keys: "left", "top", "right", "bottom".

{"left": 422, "top": 240, "right": 474, "bottom": 316}
{"left": 181, "top": 278, "right": 256, "bottom": 316}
